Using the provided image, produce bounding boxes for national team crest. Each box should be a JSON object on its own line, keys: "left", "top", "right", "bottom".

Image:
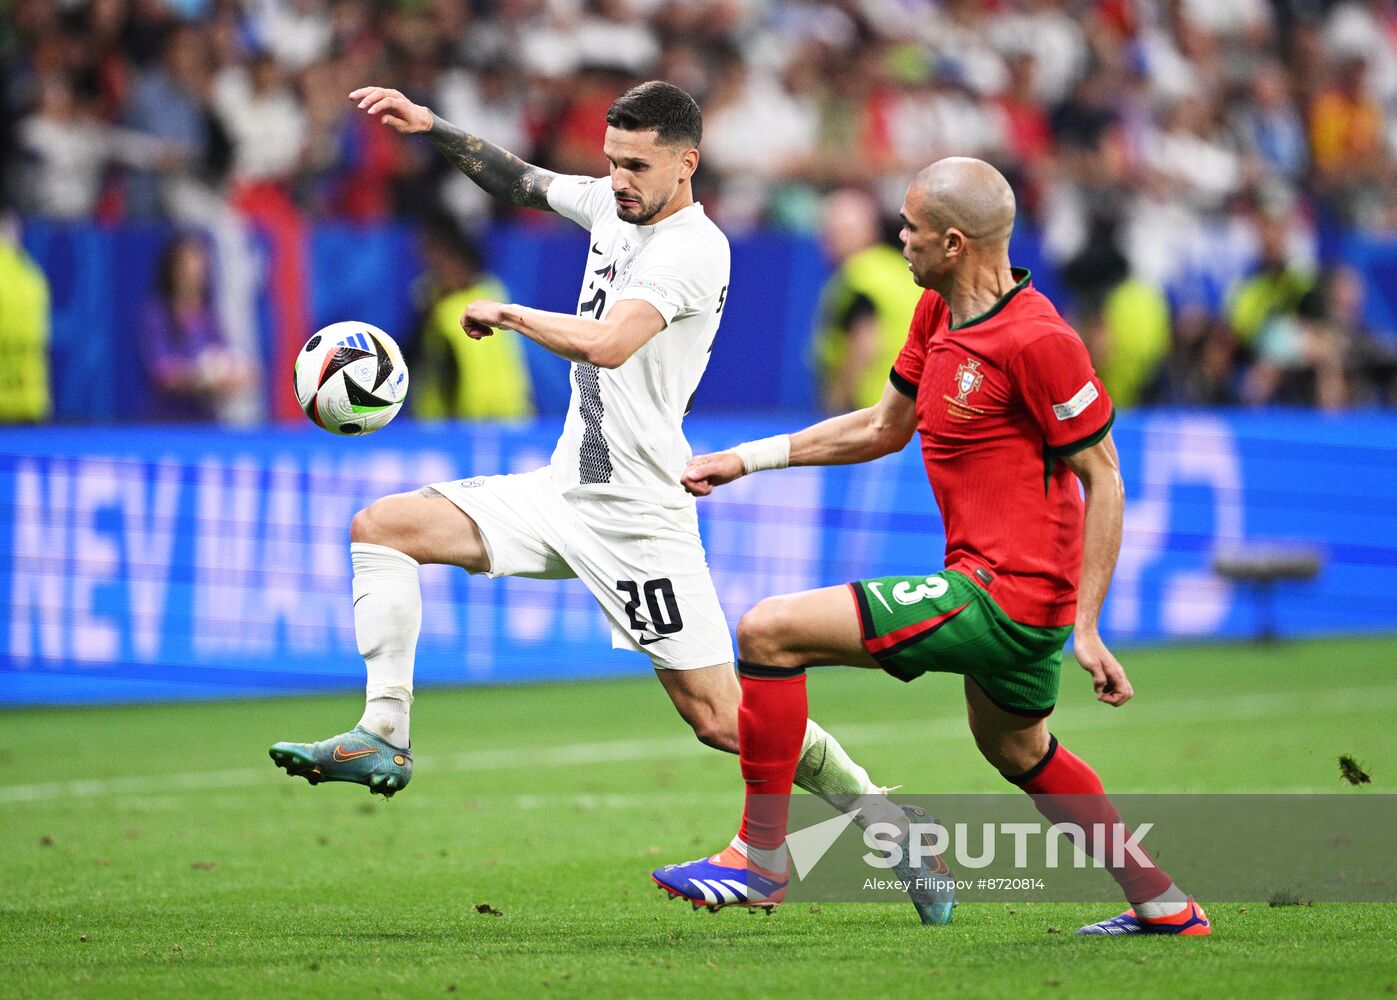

{"left": 953, "top": 358, "right": 984, "bottom": 404}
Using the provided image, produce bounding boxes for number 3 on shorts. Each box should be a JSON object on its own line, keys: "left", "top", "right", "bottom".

{"left": 868, "top": 575, "right": 949, "bottom": 610}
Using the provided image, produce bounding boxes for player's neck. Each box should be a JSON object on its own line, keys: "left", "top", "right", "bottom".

{"left": 945, "top": 262, "right": 1019, "bottom": 328}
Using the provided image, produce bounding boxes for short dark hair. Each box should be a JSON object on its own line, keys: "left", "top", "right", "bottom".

{"left": 605, "top": 81, "right": 702, "bottom": 148}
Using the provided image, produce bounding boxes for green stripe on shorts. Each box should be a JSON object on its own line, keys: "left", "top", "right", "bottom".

{"left": 849, "top": 570, "right": 1072, "bottom": 716}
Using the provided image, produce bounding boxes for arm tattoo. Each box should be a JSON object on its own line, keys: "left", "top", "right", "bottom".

{"left": 426, "top": 113, "right": 555, "bottom": 211}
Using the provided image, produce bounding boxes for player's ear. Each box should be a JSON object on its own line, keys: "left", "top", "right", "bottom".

{"left": 680, "top": 147, "right": 699, "bottom": 180}
{"left": 944, "top": 228, "right": 965, "bottom": 260}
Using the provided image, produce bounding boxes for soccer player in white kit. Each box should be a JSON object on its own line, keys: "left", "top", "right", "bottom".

{"left": 269, "top": 83, "right": 942, "bottom": 918}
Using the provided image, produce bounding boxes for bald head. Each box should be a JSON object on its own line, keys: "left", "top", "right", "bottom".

{"left": 911, "top": 157, "right": 1016, "bottom": 250}
{"left": 897, "top": 157, "right": 1018, "bottom": 294}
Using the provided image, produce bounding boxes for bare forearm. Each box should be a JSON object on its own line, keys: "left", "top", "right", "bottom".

{"left": 684, "top": 384, "right": 914, "bottom": 495}
{"left": 1075, "top": 472, "right": 1124, "bottom": 634}
{"left": 493, "top": 305, "right": 602, "bottom": 364}
{"left": 789, "top": 407, "right": 904, "bottom": 467}
{"left": 426, "top": 114, "right": 554, "bottom": 210}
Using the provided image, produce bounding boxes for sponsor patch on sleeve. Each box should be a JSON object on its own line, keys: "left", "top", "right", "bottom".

{"left": 1052, "top": 380, "right": 1099, "bottom": 421}
{"left": 627, "top": 278, "right": 674, "bottom": 301}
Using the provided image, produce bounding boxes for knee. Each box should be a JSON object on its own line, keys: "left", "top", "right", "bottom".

{"left": 349, "top": 502, "right": 383, "bottom": 545}
{"left": 350, "top": 497, "right": 406, "bottom": 547}
{"left": 737, "top": 597, "right": 798, "bottom": 666}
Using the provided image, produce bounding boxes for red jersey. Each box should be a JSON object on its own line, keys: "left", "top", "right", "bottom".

{"left": 890, "top": 270, "right": 1114, "bottom": 627}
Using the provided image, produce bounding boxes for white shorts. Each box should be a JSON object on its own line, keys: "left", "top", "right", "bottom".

{"left": 428, "top": 468, "right": 734, "bottom": 670}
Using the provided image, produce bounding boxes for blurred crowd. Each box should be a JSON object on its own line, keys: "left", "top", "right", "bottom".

{"left": 5, "top": 0, "right": 1397, "bottom": 421}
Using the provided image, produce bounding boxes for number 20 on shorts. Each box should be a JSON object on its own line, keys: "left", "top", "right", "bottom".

{"left": 615, "top": 578, "right": 685, "bottom": 635}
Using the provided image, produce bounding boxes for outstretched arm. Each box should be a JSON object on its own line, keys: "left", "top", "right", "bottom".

{"left": 790, "top": 381, "right": 919, "bottom": 466}
{"left": 1061, "top": 432, "right": 1133, "bottom": 707}
{"left": 462, "top": 298, "right": 666, "bottom": 369}
{"left": 350, "top": 86, "right": 556, "bottom": 211}
{"left": 682, "top": 382, "right": 918, "bottom": 496}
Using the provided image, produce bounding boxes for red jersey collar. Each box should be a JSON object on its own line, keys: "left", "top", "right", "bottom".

{"left": 949, "top": 267, "right": 1032, "bottom": 331}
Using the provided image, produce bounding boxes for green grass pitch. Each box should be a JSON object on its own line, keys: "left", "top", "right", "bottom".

{"left": 3, "top": 636, "right": 1394, "bottom": 999}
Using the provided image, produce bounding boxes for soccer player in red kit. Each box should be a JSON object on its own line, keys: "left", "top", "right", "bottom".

{"left": 652, "top": 157, "right": 1210, "bottom": 935}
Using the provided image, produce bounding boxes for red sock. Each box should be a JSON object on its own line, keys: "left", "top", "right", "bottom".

{"left": 1008, "top": 735, "right": 1174, "bottom": 905}
{"left": 735, "top": 662, "right": 808, "bottom": 854}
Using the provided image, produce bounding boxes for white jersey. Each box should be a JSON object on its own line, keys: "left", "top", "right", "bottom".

{"left": 545, "top": 174, "right": 730, "bottom": 505}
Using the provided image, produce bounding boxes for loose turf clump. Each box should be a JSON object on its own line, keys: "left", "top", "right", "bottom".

{"left": 1338, "top": 755, "right": 1372, "bottom": 785}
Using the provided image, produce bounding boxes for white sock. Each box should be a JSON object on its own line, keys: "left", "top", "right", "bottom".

{"left": 793, "top": 719, "right": 871, "bottom": 800}
{"left": 361, "top": 697, "right": 411, "bottom": 748}
{"left": 350, "top": 542, "right": 421, "bottom": 749}
{"left": 1135, "top": 883, "right": 1189, "bottom": 919}
{"left": 728, "top": 834, "right": 788, "bottom": 876}
{"left": 794, "top": 719, "right": 907, "bottom": 832}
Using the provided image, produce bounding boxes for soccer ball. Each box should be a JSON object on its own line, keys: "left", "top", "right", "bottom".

{"left": 295, "top": 322, "right": 409, "bottom": 435}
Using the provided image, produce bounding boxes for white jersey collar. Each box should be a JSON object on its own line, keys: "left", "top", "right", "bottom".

{"left": 635, "top": 201, "right": 705, "bottom": 235}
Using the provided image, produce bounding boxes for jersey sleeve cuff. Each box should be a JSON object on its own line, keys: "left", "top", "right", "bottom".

{"left": 1048, "top": 407, "right": 1116, "bottom": 456}
{"left": 546, "top": 175, "right": 604, "bottom": 229}
{"left": 889, "top": 367, "right": 918, "bottom": 400}
{"left": 614, "top": 287, "right": 680, "bottom": 326}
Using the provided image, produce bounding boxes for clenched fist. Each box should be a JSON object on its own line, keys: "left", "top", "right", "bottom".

{"left": 680, "top": 452, "right": 745, "bottom": 496}
{"left": 461, "top": 300, "right": 510, "bottom": 340}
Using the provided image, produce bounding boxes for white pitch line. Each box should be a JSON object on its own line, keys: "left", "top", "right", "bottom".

{"left": 1, "top": 683, "right": 1391, "bottom": 806}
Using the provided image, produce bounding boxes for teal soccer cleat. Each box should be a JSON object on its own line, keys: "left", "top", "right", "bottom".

{"left": 893, "top": 804, "right": 956, "bottom": 925}
{"left": 269, "top": 725, "right": 412, "bottom": 797}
